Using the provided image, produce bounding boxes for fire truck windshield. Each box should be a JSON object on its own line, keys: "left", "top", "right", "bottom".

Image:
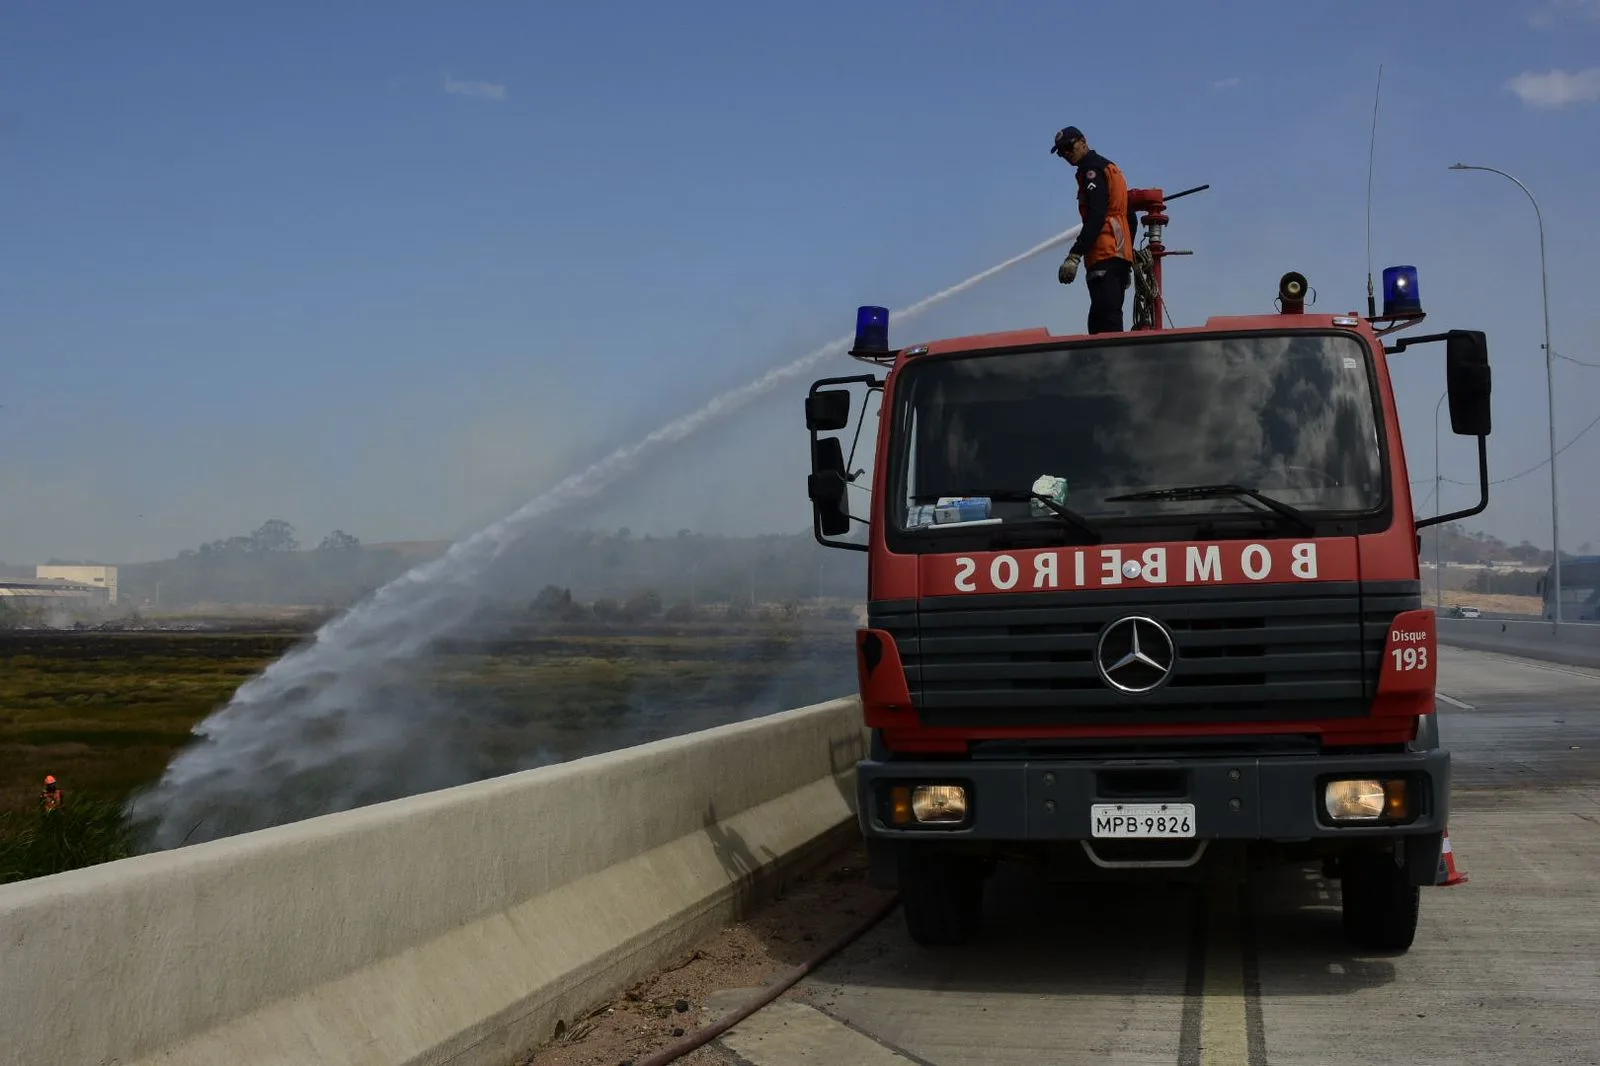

{"left": 891, "top": 330, "right": 1386, "bottom": 536}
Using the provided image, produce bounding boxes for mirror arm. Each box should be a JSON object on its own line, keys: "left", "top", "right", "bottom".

{"left": 1416, "top": 435, "right": 1489, "bottom": 531}
{"left": 1384, "top": 331, "right": 1453, "bottom": 356}
{"left": 810, "top": 484, "right": 870, "bottom": 552}
{"left": 843, "top": 383, "right": 882, "bottom": 479}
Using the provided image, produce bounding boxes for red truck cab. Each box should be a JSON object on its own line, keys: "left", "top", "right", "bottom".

{"left": 806, "top": 224, "right": 1493, "bottom": 951}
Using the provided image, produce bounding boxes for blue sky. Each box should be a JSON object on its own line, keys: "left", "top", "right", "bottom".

{"left": 3, "top": 0, "right": 1599, "bottom": 563}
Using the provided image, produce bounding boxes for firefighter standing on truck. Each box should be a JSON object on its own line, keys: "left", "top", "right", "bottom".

{"left": 1051, "top": 125, "right": 1134, "bottom": 334}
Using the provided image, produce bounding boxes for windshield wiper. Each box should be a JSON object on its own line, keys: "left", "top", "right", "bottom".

{"left": 1102, "top": 483, "right": 1317, "bottom": 534}
{"left": 972, "top": 490, "right": 1103, "bottom": 543}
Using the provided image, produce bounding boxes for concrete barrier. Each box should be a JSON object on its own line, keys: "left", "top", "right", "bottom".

{"left": 0, "top": 697, "right": 866, "bottom": 1066}
{"left": 1437, "top": 617, "right": 1600, "bottom": 670}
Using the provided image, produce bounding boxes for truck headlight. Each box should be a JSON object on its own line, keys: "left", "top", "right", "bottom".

{"left": 886, "top": 783, "right": 970, "bottom": 827}
{"left": 1323, "top": 778, "right": 1412, "bottom": 823}
{"left": 912, "top": 785, "right": 968, "bottom": 823}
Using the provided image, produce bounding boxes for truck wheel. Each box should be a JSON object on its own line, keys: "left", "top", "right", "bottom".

{"left": 897, "top": 849, "right": 985, "bottom": 947}
{"left": 1340, "top": 852, "right": 1420, "bottom": 952}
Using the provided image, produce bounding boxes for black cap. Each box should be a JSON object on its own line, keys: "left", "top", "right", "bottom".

{"left": 1050, "top": 126, "right": 1084, "bottom": 156}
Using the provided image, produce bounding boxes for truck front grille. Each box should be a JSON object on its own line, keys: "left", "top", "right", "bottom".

{"left": 868, "top": 581, "right": 1420, "bottom": 728}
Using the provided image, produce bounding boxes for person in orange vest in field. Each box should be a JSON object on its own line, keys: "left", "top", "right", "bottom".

{"left": 1050, "top": 125, "right": 1135, "bottom": 335}
{"left": 41, "top": 774, "right": 63, "bottom": 812}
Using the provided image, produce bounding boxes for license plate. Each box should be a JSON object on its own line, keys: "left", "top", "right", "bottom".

{"left": 1090, "top": 803, "right": 1197, "bottom": 838}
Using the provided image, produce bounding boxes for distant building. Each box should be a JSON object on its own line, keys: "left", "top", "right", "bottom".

{"left": 34, "top": 564, "right": 119, "bottom": 604}
{"left": 1419, "top": 560, "right": 1545, "bottom": 574}
{"left": 0, "top": 581, "right": 105, "bottom": 606}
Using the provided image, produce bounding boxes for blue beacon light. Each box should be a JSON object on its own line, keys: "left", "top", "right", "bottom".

{"left": 1381, "top": 265, "right": 1422, "bottom": 317}
{"left": 853, "top": 305, "right": 889, "bottom": 354}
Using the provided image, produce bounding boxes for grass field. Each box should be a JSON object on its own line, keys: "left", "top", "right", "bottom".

{"left": 0, "top": 616, "right": 858, "bottom": 882}
{"left": 0, "top": 631, "right": 300, "bottom": 816}
{"left": 1423, "top": 590, "right": 1543, "bottom": 614}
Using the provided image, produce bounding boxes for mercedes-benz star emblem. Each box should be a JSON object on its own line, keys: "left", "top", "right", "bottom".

{"left": 1095, "top": 615, "right": 1177, "bottom": 694}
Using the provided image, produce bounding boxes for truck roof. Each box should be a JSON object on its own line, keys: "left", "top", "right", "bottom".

{"left": 900, "top": 313, "right": 1375, "bottom": 359}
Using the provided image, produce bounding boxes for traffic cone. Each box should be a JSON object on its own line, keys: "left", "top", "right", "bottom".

{"left": 1435, "top": 828, "right": 1468, "bottom": 886}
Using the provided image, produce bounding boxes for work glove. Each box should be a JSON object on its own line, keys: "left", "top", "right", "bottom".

{"left": 1058, "top": 253, "right": 1081, "bottom": 285}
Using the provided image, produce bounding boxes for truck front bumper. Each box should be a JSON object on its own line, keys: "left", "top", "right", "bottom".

{"left": 856, "top": 747, "right": 1450, "bottom": 844}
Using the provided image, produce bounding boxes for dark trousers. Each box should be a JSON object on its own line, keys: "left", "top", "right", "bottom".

{"left": 1085, "top": 258, "right": 1132, "bottom": 334}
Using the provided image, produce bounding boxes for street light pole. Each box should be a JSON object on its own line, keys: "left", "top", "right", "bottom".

{"left": 1435, "top": 391, "right": 1446, "bottom": 611}
{"left": 1449, "top": 163, "right": 1561, "bottom": 622}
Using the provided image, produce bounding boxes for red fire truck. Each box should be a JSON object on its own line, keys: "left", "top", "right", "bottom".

{"left": 805, "top": 186, "right": 1492, "bottom": 950}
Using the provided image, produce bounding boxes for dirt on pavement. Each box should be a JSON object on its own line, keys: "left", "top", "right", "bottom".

{"left": 518, "top": 841, "right": 897, "bottom": 1066}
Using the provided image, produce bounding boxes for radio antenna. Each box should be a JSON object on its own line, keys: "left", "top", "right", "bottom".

{"left": 1365, "top": 64, "right": 1384, "bottom": 319}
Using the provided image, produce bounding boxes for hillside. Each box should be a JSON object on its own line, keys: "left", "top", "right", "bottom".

{"left": 1425, "top": 522, "right": 1595, "bottom": 569}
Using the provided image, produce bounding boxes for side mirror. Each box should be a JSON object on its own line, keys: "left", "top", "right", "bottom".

{"left": 805, "top": 389, "right": 852, "bottom": 432}
{"left": 1412, "top": 328, "right": 1492, "bottom": 533}
{"left": 808, "top": 436, "right": 852, "bottom": 536}
{"left": 1446, "top": 330, "right": 1491, "bottom": 437}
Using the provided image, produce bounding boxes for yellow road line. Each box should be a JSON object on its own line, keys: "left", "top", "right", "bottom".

{"left": 1199, "top": 888, "right": 1250, "bottom": 1066}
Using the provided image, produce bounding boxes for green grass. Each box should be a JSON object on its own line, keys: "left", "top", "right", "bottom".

{"left": 0, "top": 797, "right": 138, "bottom": 883}
{"left": 0, "top": 617, "right": 857, "bottom": 883}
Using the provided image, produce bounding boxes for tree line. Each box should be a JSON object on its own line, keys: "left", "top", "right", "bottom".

{"left": 102, "top": 520, "right": 867, "bottom": 611}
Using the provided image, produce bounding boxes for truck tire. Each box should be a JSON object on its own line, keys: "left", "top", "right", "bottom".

{"left": 897, "top": 848, "right": 985, "bottom": 946}
{"left": 1340, "top": 852, "right": 1420, "bottom": 951}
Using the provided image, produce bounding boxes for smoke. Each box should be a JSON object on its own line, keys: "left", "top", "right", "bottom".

{"left": 123, "top": 225, "right": 1082, "bottom": 850}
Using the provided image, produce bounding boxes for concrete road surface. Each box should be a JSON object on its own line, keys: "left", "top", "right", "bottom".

{"left": 716, "top": 647, "right": 1600, "bottom": 1066}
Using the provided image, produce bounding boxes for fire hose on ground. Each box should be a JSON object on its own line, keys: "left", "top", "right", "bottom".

{"left": 631, "top": 889, "right": 903, "bottom": 1066}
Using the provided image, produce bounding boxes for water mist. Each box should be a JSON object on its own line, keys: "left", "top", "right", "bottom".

{"left": 125, "top": 225, "right": 1083, "bottom": 849}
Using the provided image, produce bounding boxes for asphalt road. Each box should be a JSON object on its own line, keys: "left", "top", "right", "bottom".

{"left": 712, "top": 646, "right": 1600, "bottom": 1065}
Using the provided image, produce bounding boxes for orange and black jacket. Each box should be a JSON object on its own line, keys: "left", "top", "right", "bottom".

{"left": 1068, "top": 150, "right": 1133, "bottom": 267}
